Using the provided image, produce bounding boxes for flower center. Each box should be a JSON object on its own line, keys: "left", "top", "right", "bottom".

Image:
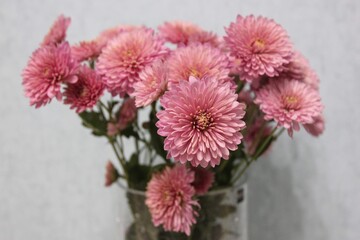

{"left": 192, "top": 110, "right": 213, "bottom": 131}
{"left": 189, "top": 68, "right": 201, "bottom": 78}
{"left": 282, "top": 95, "right": 300, "bottom": 110}
{"left": 251, "top": 39, "right": 266, "bottom": 52}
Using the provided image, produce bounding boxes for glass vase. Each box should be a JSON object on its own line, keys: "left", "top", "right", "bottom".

{"left": 117, "top": 177, "right": 247, "bottom": 240}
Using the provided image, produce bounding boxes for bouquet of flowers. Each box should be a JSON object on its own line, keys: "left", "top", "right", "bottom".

{"left": 22, "top": 14, "right": 324, "bottom": 239}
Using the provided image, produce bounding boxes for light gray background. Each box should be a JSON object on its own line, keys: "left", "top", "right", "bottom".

{"left": 1, "top": 0, "right": 359, "bottom": 239}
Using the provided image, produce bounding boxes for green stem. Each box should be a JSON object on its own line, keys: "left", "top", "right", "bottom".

{"left": 109, "top": 139, "right": 128, "bottom": 179}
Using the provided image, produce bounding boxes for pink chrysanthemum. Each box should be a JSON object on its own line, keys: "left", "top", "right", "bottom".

{"left": 254, "top": 79, "right": 323, "bottom": 136}
{"left": 167, "top": 44, "right": 231, "bottom": 89}
{"left": 224, "top": 15, "right": 293, "bottom": 82}
{"left": 63, "top": 66, "right": 104, "bottom": 113}
{"left": 145, "top": 165, "right": 198, "bottom": 236}
{"left": 158, "top": 21, "right": 202, "bottom": 45}
{"left": 95, "top": 25, "right": 143, "bottom": 49}
{"left": 107, "top": 98, "right": 137, "bottom": 136}
{"left": 280, "top": 51, "right": 320, "bottom": 89}
{"left": 22, "top": 42, "right": 78, "bottom": 108}
{"left": 97, "top": 28, "right": 168, "bottom": 96}
{"left": 104, "top": 161, "right": 119, "bottom": 187}
{"left": 304, "top": 114, "right": 325, "bottom": 137}
{"left": 157, "top": 77, "right": 246, "bottom": 167}
{"left": 41, "top": 15, "right": 71, "bottom": 46}
{"left": 132, "top": 61, "right": 168, "bottom": 107}
{"left": 71, "top": 41, "right": 102, "bottom": 62}
{"left": 191, "top": 167, "right": 214, "bottom": 195}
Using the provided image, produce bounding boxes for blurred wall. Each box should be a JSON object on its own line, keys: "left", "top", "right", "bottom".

{"left": 0, "top": 0, "right": 359, "bottom": 239}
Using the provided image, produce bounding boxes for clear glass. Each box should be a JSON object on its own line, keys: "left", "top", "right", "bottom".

{"left": 117, "top": 176, "right": 248, "bottom": 240}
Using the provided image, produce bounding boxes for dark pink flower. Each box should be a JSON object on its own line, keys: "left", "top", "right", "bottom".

{"left": 157, "top": 77, "right": 246, "bottom": 167}
{"left": 41, "top": 15, "right": 71, "bottom": 46}
{"left": 97, "top": 28, "right": 168, "bottom": 96}
{"left": 107, "top": 98, "right": 137, "bottom": 136}
{"left": 224, "top": 15, "right": 293, "bottom": 82}
{"left": 63, "top": 66, "right": 104, "bottom": 113}
{"left": 145, "top": 165, "right": 198, "bottom": 236}
{"left": 191, "top": 167, "right": 214, "bottom": 195}
{"left": 105, "top": 161, "right": 119, "bottom": 187}
{"left": 254, "top": 79, "right": 323, "bottom": 136}
{"left": 22, "top": 42, "right": 78, "bottom": 108}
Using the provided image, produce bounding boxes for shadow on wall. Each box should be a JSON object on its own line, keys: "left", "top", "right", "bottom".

{"left": 248, "top": 151, "right": 304, "bottom": 240}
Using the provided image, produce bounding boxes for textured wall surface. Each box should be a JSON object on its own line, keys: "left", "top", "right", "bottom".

{"left": 1, "top": 0, "right": 359, "bottom": 239}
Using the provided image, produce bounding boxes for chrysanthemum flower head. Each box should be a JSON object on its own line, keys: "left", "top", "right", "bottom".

{"left": 132, "top": 61, "right": 168, "bottom": 107}
{"left": 22, "top": 42, "right": 78, "bottom": 108}
{"left": 224, "top": 15, "right": 293, "bottom": 82}
{"left": 71, "top": 40, "right": 102, "bottom": 62}
{"left": 158, "top": 21, "right": 202, "bottom": 45}
{"left": 191, "top": 167, "right": 214, "bottom": 195}
{"left": 97, "top": 28, "right": 168, "bottom": 96}
{"left": 167, "top": 44, "right": 231, "bottom": 89}
{"left": 254, "top": 79, "right": 323, "bottom": 136}
{"left": 41, "top": 15, "right": 71, "bottom": 46}
{"left": 157, "top": 77, "right": 246, "bottom": 167}
{"left": 63, "top": 65, "right": 104, "bottom": 113}
{"left": 280, "top": 51, "right": 320, "bottom": 89}
{"left": 95, "top": 25, "right": 143, "bottom": 49}
{"left": 145, "top": 165, "right": 198, "bottom": 236}
{"left": 303, "top": 114, "right": 325, "bottom": 137}
{"left": 107, "top": 98, "right": 137, "bottom": 136}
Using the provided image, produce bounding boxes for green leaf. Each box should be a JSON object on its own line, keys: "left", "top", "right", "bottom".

{"left": 79, "top": 110, "right": 107, "bottom": 137}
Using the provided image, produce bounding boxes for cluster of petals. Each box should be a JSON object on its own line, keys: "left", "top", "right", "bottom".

{"left": 224, "top": 15, "right": 293, "bottom": 82}
{"left": 107, "top": 98, "right": 137, "bottom": 136}
{"left": 167, "top": 44, "right": 231, "bottom": 89}
{"left": 191, "top": 167, "right": 215, "bottom": 195}
{"left": 145, "top": 165, "right": 198, "bottom": 236}
{"left": 156, "top": 77, "right": 246, "bottom": 167}
{"left": 280, "top": 51, "right": 320, "bottom": 89}
{"left": 95, "top": 25, "right": 144, "bottom": 49}
{"left": 132, "top": 61, "right": 168, "bottom": 107}
{"left": 71, "top": 40, "right": 103, "bottom": 62}
{"left": 22, "top": 42, "right": 78, "bottom": 108}
{"left": 254, "top": 79, "right": 323, "bottom": 136}
{"left": 41, "top": 15, "right": 71, "bottom": 46}
{"left": 97, "top": 28, "right": 168, "bottom": 96}
{"left": 63, "top": 65, "right": 104, "bottom": 113}
{"left": 303, "top": 114, "right": 325, "bottom": 137}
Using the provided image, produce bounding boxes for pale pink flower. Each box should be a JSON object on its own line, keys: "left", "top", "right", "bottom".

{"left": 132, "top": 61, "right": 168, "bottom": 107}
{"left": 280, "top": 51, "right": 320, "bottom": 89}
{"left": 41, "top": 15, "right": 71, "bottom": 46}
{"left": 188, "top": 31, "right": 221, "bottom": 48}
{"left": 105, "top": 161, "right": 120, "bottom": 187}
{"left": 145, "top": 165, "right": 198, "bottom": 236}
{"left": 191, "top": 167, "right": 214, "bottom": 195}
{"left": 167, "top": 44, "right": 231, "bottom": 89}
{"left": 71, "top": 40, "right": 102, "bottom": 62}
{"left": 63, "top": 66, "right": 104, "bottom": 113}
{"left": 107, "top": 98, "right": 137, "bottom": 136}
{"left": 254, "top": 79, "right": 323, "bottom": 136}
{"left": 158, "top": 21, "right": 202, "bottom": 45}
{"left": 22, "top": 42, "right": 78, "bottom": 108}
{"left": 304, "top": 114, "right": 325, "bottom": 137}
{"left": 97, "top": 28, "right": 168, "bottom": 96}
{"left": 224, "top": 15, "right": 293, "bottom": 82}
{"left": 157, "top": 77, "right": 246, "bottom": 167}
